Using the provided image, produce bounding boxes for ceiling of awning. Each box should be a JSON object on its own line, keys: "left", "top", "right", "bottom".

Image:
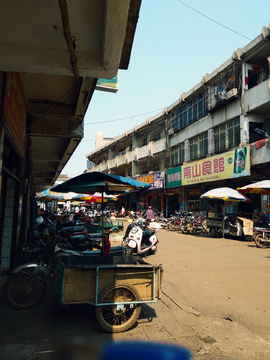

{"left": 0, "top": 0, "right": 141, "bottom": 192}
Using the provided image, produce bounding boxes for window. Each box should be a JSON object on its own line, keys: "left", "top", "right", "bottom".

{"left": 170, "top": 91, "right": 207, "bottom": 133}
{"left": 149, "top": 127, "right": 162, "bottom": 142}
{"left": 171, "top": 143, "right": 184, "bottom": 167}
{"left": 189, "top": 132, "right": 208, "bottom": 161}
{"left": 214, "top": 118, "right": 240, "bottom": 153}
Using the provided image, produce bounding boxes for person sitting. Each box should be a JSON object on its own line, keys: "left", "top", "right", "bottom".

{"left": 256, "top": 211, "right": 268, "bottom": 228}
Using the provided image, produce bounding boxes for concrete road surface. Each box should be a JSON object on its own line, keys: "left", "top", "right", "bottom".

{"left": 1, "top": 223, "right": 270, "bottom": 359}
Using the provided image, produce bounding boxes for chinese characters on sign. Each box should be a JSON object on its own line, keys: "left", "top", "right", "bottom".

{"left": 183, "top": 157, "right": 225, "bottom": 183}
{"left": 181, "top": 146, "right": 250, "bottom": 185}
{"left": 166, "top": 166, "right": 182, "bottom": 188}
{"left": 134, "top": 171, "right": 164, "bottom": 189}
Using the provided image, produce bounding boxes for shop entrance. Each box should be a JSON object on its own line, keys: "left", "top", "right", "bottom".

{"left": 186, "top": 189, "right": 201, "bottom": 214}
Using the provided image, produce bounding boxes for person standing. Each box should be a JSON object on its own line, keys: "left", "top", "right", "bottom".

{"left": 145, "top": 206, "right": 155, "bottom": 221}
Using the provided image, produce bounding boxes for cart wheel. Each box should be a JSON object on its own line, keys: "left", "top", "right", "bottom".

{"left": 210, "top": 228, "right": 217, "bottom": 238}
{"left": 95, "top": 282, "right": 141, "bottom": 333}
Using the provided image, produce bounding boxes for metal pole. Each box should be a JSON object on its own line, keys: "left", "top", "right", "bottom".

{"left": 101, "top": 190, "right": 104, "bottom": 256}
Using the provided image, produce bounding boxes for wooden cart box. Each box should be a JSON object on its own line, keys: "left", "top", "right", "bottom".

{"left": 52, "top": 254, "right": 163, "bottom": 305}
{"left": 206, "top": 219, "right": 223, "bottom": 228}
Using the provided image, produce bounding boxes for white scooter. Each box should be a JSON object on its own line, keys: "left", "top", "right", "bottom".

{"left": 122, "top": 220, "right": 161, "bottom": 255}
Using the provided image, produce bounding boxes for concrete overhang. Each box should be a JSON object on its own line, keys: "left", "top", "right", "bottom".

{"left": 0, "top": 0, "right": 141, "bottom": 192}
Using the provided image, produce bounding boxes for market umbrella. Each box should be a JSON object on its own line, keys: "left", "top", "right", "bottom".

{"left": 36, "top": 189, "right": 67, "bottom": 201}
{"left": 71, "top": 192, "right": 117, "bottom": 202}
{"left": 201, "top": 187, "right": 248, "bottom": 237}
{"left": 50, "top": 172, "right": 150, "bottom": 254}
{"left": 237, "top": 180, "right": 270, "bottom": 194}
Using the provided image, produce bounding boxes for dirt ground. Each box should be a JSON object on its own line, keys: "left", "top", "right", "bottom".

{"left": 1, "top": 220, "right": 270, "bottom": 359}
{"left": 111, "top": 221, "right": 270, "bottom": 359}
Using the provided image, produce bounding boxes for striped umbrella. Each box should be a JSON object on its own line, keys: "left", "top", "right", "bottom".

{"left": 201, "top": 187, "right": 248, "bottom": 202}
{"left": 237, "top": 180, "right": 270, "bottom": 195}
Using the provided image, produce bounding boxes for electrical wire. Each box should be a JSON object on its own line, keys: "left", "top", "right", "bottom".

{"left": 33, "top": 77, "right": 90, "bottom": 122}
{"left": 85, "top": 108, "right": 163, "bottom": 125}
{"left": 176, "top": 0, "right": 251, "bottom": 41}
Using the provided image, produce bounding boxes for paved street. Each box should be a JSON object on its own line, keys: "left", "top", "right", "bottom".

{"left": 1, "top": 223, "right": 270, "bottom": 359}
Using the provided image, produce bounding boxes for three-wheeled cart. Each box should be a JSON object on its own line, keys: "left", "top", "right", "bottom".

{"left": 52, "top": 250, "right": 163, "bottom": 333}
{"left": 205, "top": 216, "right": 253, "bottom": 240}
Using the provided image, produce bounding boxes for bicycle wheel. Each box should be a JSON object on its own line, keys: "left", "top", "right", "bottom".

{"left": 5, "top": 267, "right": 47, "bottom": 310}
{"left": 95, "top": 282, "right": 141, "bottom": 333}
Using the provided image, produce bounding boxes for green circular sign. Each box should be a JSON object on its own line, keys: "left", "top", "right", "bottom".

{"left": 228, "top": 157, "right": 233, "bottom": 164}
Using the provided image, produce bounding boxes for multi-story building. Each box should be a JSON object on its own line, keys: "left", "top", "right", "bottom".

{"left": 86, "top": 26, "right": 270, "bottom": 217}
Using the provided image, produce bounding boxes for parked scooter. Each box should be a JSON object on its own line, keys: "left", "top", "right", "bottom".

{"left": 122, "top": 220, "right": 161, "bottom": 255}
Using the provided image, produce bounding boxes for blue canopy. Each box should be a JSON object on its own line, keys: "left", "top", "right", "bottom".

{"left": 51, "top": 171, "right": 150, "bottom": 194}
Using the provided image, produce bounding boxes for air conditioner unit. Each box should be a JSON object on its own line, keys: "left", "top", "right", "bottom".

{"left": 168, "top": 128, "right": 174, "bottom": 136}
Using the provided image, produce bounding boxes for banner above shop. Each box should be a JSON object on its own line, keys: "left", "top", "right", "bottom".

{"left": 181, "top": 146, "right": 250, "bottom": 186}
{"left": 167, "top": 166, "right": 181, "bottom": 188}
{"left": 133, "top": 171, "right": 164, "bottom": 189}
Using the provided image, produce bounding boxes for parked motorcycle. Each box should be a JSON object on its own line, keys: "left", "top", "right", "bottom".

{"left": 122, "top": 220, "right": 161, "bottom": 255}
{"left": 168, "top": 212, "right": 182, "bottom": 231}
{"left": 180, "top": 212, "right": 194, "bottom": 234}
{"left": 253, "top": 227, "right": 270, "bottom": 248}
{"left": 189, "top": 215, "right": 205, "bottom": 235}
{"left": 5, "top": 232, "right": 67, "bottom": 309}
{"left": 155, "top": 213, "right": 169, "bottom": 229}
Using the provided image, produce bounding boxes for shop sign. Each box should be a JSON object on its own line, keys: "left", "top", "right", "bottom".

{"left": 188, "top": 189, "right": 200, "bottom": 195}
{"left": 133, "top": 171, "right": 164, "bottom": 189}
{"left": 4, "top": 72, "right": 27, "bottom": 155}
{"left": 166, "top": 166, "right": 181, "bottom": 188}
{"left": 182, "top": 146, "right": 250, "bottom": 185}
{"left": 96, "top": 73, "right": 118, "bottom": 93}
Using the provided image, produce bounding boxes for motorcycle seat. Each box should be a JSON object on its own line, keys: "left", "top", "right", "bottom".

{"left": 61, "top": 226, "right": 86, "bottom": 234}
{"left": 88, "top": 233, "right": 102, "bottom": 239}
{"left": 69, "top": 234, "right": 88, "bottom": 244}
{"left": 62, "top": 221, "right": 85, "bottom": 227}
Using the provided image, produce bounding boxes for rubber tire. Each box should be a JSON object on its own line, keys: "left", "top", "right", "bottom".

{"left": 210, "top": 228, "right": 218, "bottom": 238}
{"left": 168, "top": 223, "right": 176, "bottom": 231}
{"left": 254, "top": 233, "right": 270, "bottom": 248}
{"left": 5, "top": 268, "right": 47, "bottom": 310}
{"left": 95, "top": 282, "right": 141, "bottom": 333}
{"left": 181, "top": 225, "right": 189, "bottom": 234}
{"left": 148, "top": 247, "right": 157, "bottom": 255}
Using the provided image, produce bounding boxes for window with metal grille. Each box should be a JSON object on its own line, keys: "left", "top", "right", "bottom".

{"left": 189, "top": 132, "right": 208, "bottom": 161}
{"left": 214, "top": 118, "right": 240, "bottom": 153}
{"left": 171, "top": 142, "right": 184, "bottom": 167}
{"left": 149, "top": 127, "right": 162, "bottom": 142}
{"left": 170, "top": 91, "right": 207, "bottom": 133}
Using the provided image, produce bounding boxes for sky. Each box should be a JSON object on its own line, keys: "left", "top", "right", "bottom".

{"left": 63, "top": 0, "right": 270, "bottom": 177}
